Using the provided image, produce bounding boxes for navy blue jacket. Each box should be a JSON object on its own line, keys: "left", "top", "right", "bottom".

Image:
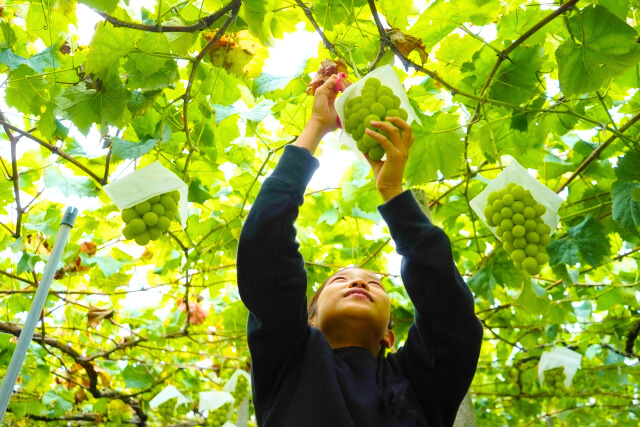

{"left": 237, "top": 145, "right": 483, "bottom": 426}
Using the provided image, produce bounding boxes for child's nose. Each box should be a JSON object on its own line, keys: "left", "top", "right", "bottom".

{"left": 348, "top": 279, "right": 368, "bottom": 289}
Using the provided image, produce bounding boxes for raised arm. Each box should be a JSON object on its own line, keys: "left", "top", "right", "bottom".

{"left": 364, "top": 118, "right": 483, "bottom": 425}
{"left": 236, "top": 74, "right": 345, "bottom": 406}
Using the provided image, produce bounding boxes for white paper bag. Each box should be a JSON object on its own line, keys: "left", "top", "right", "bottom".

{"left": 198, "top": 390, "right": 234, "bottom": 413}
{"left": 470, "top": 158, "right": 564, "bottom": 240}
{"left": 103, "top": 161, "right": 188, "bottom": 228}
{"left": 334, "top": 64, "right": 421, "bottom": 161}
{"left": 538, "top": 346, "right": 582, "bottom": 388}
{"left": 149, "top": 384, "right": 189, "bottom": 409}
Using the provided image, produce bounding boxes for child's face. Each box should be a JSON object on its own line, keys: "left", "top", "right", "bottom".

{"left": 312, "top": 267, "right": 392, "bottom": 347}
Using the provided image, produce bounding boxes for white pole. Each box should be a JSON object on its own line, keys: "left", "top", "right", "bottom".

{"left": 0, "top": 206, "right": 78, "bottom": 422}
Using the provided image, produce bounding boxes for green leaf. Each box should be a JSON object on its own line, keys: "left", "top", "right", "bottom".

{"left": 85, "top": 23, "right": 140, "bottom": 81}
{"left": 122, "top": 364, "right": 154, "bottom": 389}
{"left": 468, "top": 249, "right": 525, "bottom": 299}
{"left": 5, "top": 66, "right": 49, "bottom": 115}
{"left": 55, "top": 82, "right": 130, "bottom": 134}
{"left": 79, "top": 253, "right": 124, "bottom": 277}
{"left": 212, "top": 99, "right": 275, "bottom": 124}
{"left": 633, "top": 187, "right": 640, "bottom": 202}
{"left": 111, "top": 137, "right": 158, "bottom": 160}
{"left": 188, "top": 178, "right": 211, "bottom": 204}
{"left": 404, "top": 112, "right": 465, "bottom": 185}
{"left": 555, "top": 5, "right": 640, "bottom": 96}
{"left": 253, "top": 58, "right": 307, "bottom": 96}
{"left": 243, "top": 0, "right": 277, "bottom": 47}
{"left": 43, "top": 167, "right": 98, "bottom": 198}
{"left": 196, "top": 63, "right": 242, "bottom": 106}
{"left": 78, "top": 0, "right": 118, "bottom": 13}
{"left": 615, "top": 150, "right": 640, "bottom": 181}
{"left": 125, "top": 58, "right": 179, "bottom": 91}
{"left": 489, "top": 45, "right": 544, "bottom": 106}
{"left": 41, "top": 390, "right": 73, "bottom": 416}
{"left": 548, "top": 215, "right": 610, "bottom": 267}
{"left": 318, "top": 207, "right": 339, "bottom": 226}
{"left": 612, "top": 180, "right": 640, "bottom": 233}
{"left": 515, "top": 279, "right": 550, "bottom": 315}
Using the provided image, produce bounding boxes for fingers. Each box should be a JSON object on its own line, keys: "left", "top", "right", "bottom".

{"left": 365, "top": 127, "right": 396, "bottom": 154}
{"left": 315, "top": 74, "right": 339, "bottom": 97}
{"left": 385, "top": 117, "right": 414, "bottom": 149}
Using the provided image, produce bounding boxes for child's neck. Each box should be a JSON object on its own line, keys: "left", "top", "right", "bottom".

{"left": 321, "top": 321, "right": 382, "bottom": 355}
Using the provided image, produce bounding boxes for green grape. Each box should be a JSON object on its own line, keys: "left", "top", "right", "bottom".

{"left": 492, "top": 199, "right": 504, "bottom": 211}
{"left": 525, "top": 231, "right": 540, "bottom": 244}
{"left": 500, "top": 207, "right": 513, "bottom": 219}
{"left": 534, "top": 203, "right": 546, "bottom": 216}
{"left": 148, "top": 227, "right": 163, "bottom": 240}
{"left": 500, "top": 219, "right": 514, "bottom": 230}
{"left": 495, "top": 226, "right": 504, "bottom": 237}
{"left": 363, "top": 132, "right": 378, "bottom": 148}
{"left": 502, "top": 231, "right": 514, "bottom": 242}
{"left": 484, "top": 206, "right": 495, "bottom": 223}
{"left": 378, "top": 95, "right": 394, "bottom": 110}
{"left": 149, "top": 195, "right": 161, "bottom": 204}
{"left": 135, "top": 231, "right": 151, "bottom": 246}
{"left": 511, "top": 249, "right": 526, "bottom": 263}
{"left": 524, "top": 243, "right": 538, "bottom": 257}
{"left": 355, "top": 123, "right": 365, "bottom": 140}
{"left": 506, "top": 183, "right": 516, "bottom": 191}
{"left": 522, "top": 257, "right": 538, "bottom": 274}
{"left": 208, "top": 403, "right": 231, "bottom": 427}
{"left": 398, "top": 108, "right": 408, "bottom": 120}
{"left": 347, "top": 96, "right": 362, "bottom": 109}
{"left": 370, "top": 102, "right": 386, "bottom": 118}
{"left": 356, "top": 138, "right": 368, "bottom": 152}
{"left": 121, "top": 208, "right": 138, "bottom": 223}
{"left": 157, "top": 215, "right": 171, "bottom": 231}
{"left": 523, "top": 206, "right": 536, "bottom": 219}
{"left": 535, "top": 252, "right": 549, "bottom": 265}
{"left": 544, "top": 367, "right": 567, "bottom": 396}
{"left": 156, "top": 402, "right": 174, "bottom": 422}
{"left": 135, "top": 200, "right": 151, "bottom": 215}
{"left": 511, "top": 201, "right": 525, "bottom": 213}
{"left": 347, "top": 114, "right": 360, "bottom": 132}
{"left": 234, "top": 376, "right": 249, "bottom": 406}
{"left": 122, "top": 226, "right": 135, "bottom": 240}
{"left": 524, "top": 219, "right": 537, "bottom": 231}
{"left": 385, "top": 109, "right": 399, "bottom": 118}
{"left": 523, "top": 195, "right": 536, "bottom": 207}
{"left": 502, "top": 193, "right": 515, "bottom": 206}
{"left": 487, "top": 191, "right": 500, "bottom": 204}
{"left": 377, "top": 86, "right": 393, "bottom": 97}
{"left": 513, "top": 237, "right": 527, "bottom": 249}
{"left": 151, "top": 203, "right": 165, "bottom": 217}
{"left": 368, "top": 144, "right": 385, "bottom": 161}
{"left": 162, "top": 210, "right": 174, "bottom": 221}
{"left": 503, "top": 241, "right": 514, "bottom": 253}
{"left": 143, "top": 212, "right": 159, "bottom": 227}
{"left": 357, "top": 108, "right": 370, "bottom": 122}
{"left": 539, "top": 234, "right": 551, "bottom": 246}
{"left": 365, "top": 78, "right": 381, "bottom": 88}
{"left": 535, "top": 223, "right": 550, "bottom": 235}
{"left": 512, "top": 213, "right": 525, "bottom": 225}
{"left": 512, "top": 225, "right": 526, "bottom": 238}
{"left": 129, "top": 218, "right": 146, "bottom": 234}
{"left": 511, "top": 185, "right": 526, "bottom": 199}
{"left": 362, "top": 85, "right": 377, "bottom": 95}
{"left": 364, "top": 114, "right": 381, "bottom": 129}
{"left": 391, "top": 95, "right": 401, "bottom": 108}
{"left": 161, "top": 195, "right": 176, "bottom": 212}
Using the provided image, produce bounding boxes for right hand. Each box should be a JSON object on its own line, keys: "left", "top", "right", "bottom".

{"left": 363, "top": 117, "right": 415, "bottom": 201}
{"left": 308, "top": 74, "right": 350, "bottom": 136}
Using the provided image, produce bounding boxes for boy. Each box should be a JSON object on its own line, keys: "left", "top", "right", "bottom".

{"left": 237, "top": 74, "right": 483, "bottom": 426}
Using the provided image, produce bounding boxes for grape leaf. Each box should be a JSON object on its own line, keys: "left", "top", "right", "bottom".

{"left": 547, "top": 215, "right": 610, "bottom": 267}
{"left": 468, "top": 249, "right": 525, "bottom": 299}
{"left": 125, "top": 58, "right": 179, "bottom": 91}
{"left": 555, "top": 5, "right": 640, "bottom": 96}
{"left": 85, "top": 23, "right": 140, "bottom": 81}
{"left": 78, "top": 0, "right": 118, "bottom": 13}
{"left": 130, "top": 33, "right": 174, "bottom": 76}
{"left": 196, "top": 63, "right": 242, "bottom": 106}
{"left": 122, "top": 365, "right": 154, "bottom": 389}
{"left": 5, "top": 66, "right": 49, "bottom": 115}
{"left": 253, "top": 58, "right": 307, "bottom": 95}
{"left": 404, "top": 112, "right": 465, "bottom": 185}
{"left": 188, "top": 178, "right": 212, "bottom": 204}
{"left": 212, "top": 99, "right": 275, "bottom": 124}
{"left": 55, "top": 82, "right": 130, "bottom": 134}
{"left": 43, "top": 168, "right": 98, "bottom": 198}
{"left": 515, "top": 280, "right": 550, "bottom": 315}
{"left": 612, "top": 180, "right": 640, "bottom": 233}
{"left": 489, "top": 45, "right": 544, "bottom": 106}
{"left": 243, "top": 0, "right": 277, "bottom": 47}
{"left": 111, "top": 137, "right": 158, "bottom": 160}
{"left": 0, "top": 43, "right": 60, "bottom": 73}
{"left": 615, "top": 150, "right": 640, "bottom": 181}
{"left": 633, "top": 187, "right": 640, "bottom": 203}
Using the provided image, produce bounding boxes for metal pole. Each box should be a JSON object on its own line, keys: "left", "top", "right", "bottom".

{"left": 0, "top": 206, "right": 78, "bottom": 422}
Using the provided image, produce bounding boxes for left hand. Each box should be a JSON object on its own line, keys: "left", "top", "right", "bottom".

{"left": 363, "top": 117, "right": 415, "bottom": 201}
{"left": 309, "top": 74, "right": 350, "bottom": 135}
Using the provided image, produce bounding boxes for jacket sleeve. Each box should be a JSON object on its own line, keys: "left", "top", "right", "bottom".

{"left": 379, "top": 190, "right": 483, "bottom": 426}
{"left": 236, "top": 145, "right": 320, "bottom": 406}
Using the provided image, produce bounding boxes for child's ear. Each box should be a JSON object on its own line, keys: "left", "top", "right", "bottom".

{"left": 381, "top": 329, "right": 395, "bottom": 349}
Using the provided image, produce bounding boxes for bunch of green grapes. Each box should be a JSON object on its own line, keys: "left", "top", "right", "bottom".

{"left": 233, "top": 375, "right": 249, "bottom": 407}
{"left": 207, "top": 403, "right": 231, "bottom": 427}
{"left": 543, "top": 367, "right": 567, "bottom": 397}
{"left": 155, "top": 402, "right": 174, "bottom": 423}
{"left": 344, "top": 77, "right": 409, "bottom": 161}
{"left": 121, "top": 190, "right": 180, "bottom": 246}
{"left": 483, "top": 183, "right": 552, "bottom": 275}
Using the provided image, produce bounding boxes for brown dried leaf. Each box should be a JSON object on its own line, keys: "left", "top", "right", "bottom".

{"left": 80, "top": 241, "right": 97, "bottom": 255}
{"left": 386, "top": 28, "right": 428, "bottom": 65}
{"left": 306, "top": 58, "right": 349, "bottom": 95}
{"left": 87, "top": 304, "right": 114, "bottom": 328}
{"left": 177, "top": 299, "right": 209, "bottom": 326}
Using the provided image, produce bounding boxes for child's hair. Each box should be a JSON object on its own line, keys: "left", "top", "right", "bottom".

{"left": 307, "top": 268, "right": 395, "bottom": 330}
